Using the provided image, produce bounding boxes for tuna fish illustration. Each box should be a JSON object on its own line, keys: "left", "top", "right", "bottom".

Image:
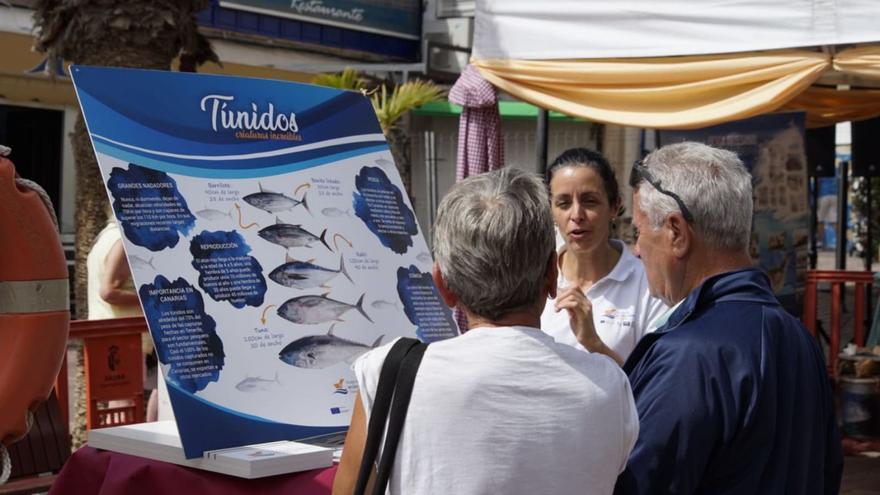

{"left": 371, "top": 299, "right": 400, "bottom": 311}
{"left": 278, "top": 293, "right": 373, "bottom": 325}
{"left": 129, "top": 255, "right": 155, "bottom": 271}
{"left": 278, "top": 326, "right": 384, "bottom": 369}
{"left": 195, "top": 207, "right": 232, "bottom": 222}
{"left": 235, "top": 372, "right": 282, "bottom": 392}
{"left": 269, "top": 254, "right": 353, "bottom": 290}
{"left": 243, "top": 184, "right": 310, "bottom": 214}
{"left": 321, "top": 207, "right": 351, "bottom": 218}
{"left": 258, "top": 217, "right": 331, "bottom": 251}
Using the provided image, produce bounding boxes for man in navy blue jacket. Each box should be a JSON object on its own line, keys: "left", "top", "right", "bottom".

{"left": 611, "top": 142, "right": 842, "bottom": 494}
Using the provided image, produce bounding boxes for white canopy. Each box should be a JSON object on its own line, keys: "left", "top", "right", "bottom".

{"left": 474, "top": 0, "right": 880, "bottom": 60}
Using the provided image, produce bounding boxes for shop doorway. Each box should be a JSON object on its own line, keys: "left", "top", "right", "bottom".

{"left": 0, "top": 103, "right": 64, "bottom": 219}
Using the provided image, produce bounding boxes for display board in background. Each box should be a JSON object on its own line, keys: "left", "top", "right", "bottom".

{"left": 71, "top": 66, "right": 458, "bottom": 458}
{"left": 660, "top": 112, "right": 809, "bottom": 314}
{"left": 852, "top": 117, "right": 880, "bottom": 177}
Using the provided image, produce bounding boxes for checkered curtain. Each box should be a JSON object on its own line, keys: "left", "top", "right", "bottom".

{"left": 447, "top": 64, "right": 505, "bottom": 331}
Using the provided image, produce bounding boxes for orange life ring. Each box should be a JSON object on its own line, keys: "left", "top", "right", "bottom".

{"left": 0, "top": 155, "right": 70, "bottom": 447}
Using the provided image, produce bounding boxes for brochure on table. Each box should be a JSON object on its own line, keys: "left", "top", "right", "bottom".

{"left": 88, "top": 421, "right": 334, "bottom": 478}
{"left": 71, "top": 66, "right": 459, "bottom": 459}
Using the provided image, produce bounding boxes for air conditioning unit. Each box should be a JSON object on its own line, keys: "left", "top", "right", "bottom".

{"left": 423, "top": 17, "right": 473, "bottom": 80}
{"left": 424, "top": 15, "right": 473, "bottom": 48}
{"left": 435, "top": 0, "right": 475, "bottom": 18}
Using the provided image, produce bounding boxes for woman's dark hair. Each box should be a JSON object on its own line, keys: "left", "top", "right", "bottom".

{"left": 546, "top": 148, "right": 620, "bottom": 208}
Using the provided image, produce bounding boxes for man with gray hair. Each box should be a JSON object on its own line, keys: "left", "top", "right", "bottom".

{"left": 610, "top": 142, "right": 842, "bottom": 494}
{"left": 334, "top": 167, "right": 638, "bottom": 495}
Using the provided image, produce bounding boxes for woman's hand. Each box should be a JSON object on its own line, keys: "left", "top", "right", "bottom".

{"left": 554, "top": 286, "right": 624, "bottom": 366}
{"left": 554, "top": 286, "right": 599, "bottom": 346}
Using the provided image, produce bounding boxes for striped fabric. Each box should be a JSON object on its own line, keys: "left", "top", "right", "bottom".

{"left": 448, "top": 64, "right": 505, "bottom": 331}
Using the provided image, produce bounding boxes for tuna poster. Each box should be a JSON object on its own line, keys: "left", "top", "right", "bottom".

{"left": 71, "top": 66, "right": 459, "bottom": 458}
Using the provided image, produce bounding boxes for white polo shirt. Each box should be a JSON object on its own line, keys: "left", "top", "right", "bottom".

{"left": 354, "top": 328, "right": 638, "bottom": 495}
{"left": 540, "top": 239, "right": 668, "bottom": 360}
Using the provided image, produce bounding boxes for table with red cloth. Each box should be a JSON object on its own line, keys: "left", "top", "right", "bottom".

{"left": 48, "top": 446, "right": 337, "bottom": 495}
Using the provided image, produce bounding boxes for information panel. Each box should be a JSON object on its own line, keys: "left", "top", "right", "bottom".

{"left": 72, "top": 66, "right": 458, "bottom": 458}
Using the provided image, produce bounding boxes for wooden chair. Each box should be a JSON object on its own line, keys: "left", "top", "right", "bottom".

{"left": 802, "top": 269, "right": 876, "bottom": 373}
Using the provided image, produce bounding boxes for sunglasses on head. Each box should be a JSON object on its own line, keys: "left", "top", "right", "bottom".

{"left": 630, "top": 160, "right": 694, "bottom": 223}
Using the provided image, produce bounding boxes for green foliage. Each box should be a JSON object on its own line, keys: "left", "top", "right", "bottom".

{"left": 852, "top": 177, "right": 880, "bottom": 260}
{"left": 312, "top": 69, "right": 444, "bottom": 133}
{"left": 311, "top": 68, "right": 367, "bottom": 92}
{"left": 371, "top": 80, "right": 444, "bottom": 131}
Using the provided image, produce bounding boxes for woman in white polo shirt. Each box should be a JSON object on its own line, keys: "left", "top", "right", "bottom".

{"left": 541, "top": 148, "right": 667, "bottom": 364}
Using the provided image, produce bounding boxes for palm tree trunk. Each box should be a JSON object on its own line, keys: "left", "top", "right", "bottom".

{"left": 65, "top": 32, "right": 181, "bottom": 452}
{"left": 386, "top": 126, "right": 412, "bottom": 199}
{"left": 69, "top": 116, "right": 107, "bottom": 448}
{"left": 34, "top": 0, "right": 217, "bottom": 454}
{"left": 71, "top": 116, "right": 106, "bottom": 320}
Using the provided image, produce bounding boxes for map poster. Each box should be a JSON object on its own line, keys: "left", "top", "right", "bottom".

{"left": 71, "top": 66, "right": 459, "bottom": 458}
{"left": 660, "top": 112, "right": 809, "bottom": 315}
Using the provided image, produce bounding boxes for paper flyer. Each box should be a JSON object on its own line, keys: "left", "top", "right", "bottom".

{"left": 660, "top": 112, "right": 809, "bottom": 314}
{"left": 71, "top": 66, "right": 459, "bottom": 458}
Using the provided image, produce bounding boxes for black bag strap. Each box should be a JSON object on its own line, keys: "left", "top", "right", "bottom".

{"left": 353, "top": 337, "right": 421, "bottom": 495}
{"left": 371, "top": 342, "right": 428, "bottom": 494}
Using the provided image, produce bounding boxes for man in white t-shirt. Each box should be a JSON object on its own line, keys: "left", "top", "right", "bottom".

{"left": 334, "top": 168, "right": 638, "bottom": 495}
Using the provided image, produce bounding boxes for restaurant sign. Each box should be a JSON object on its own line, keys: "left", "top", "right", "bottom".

{"left": 220, "top": 0, "right": 421, "bottom": 40}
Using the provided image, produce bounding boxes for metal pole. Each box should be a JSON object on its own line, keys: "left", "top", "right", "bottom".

{"left": 638, "top": 128, "right": 646, "bottom": 157}
{"left": 836, "top": 161, "right": 849, "bottom": 270}
{"left": 428, "top": 131, "right": 438, "bottom": 226}
{"left": 809, "top": 176, "right": 818, "bottom": 269}
{"left": 424, "top": 130, "right": 437, "bottom": 245}
{"left": 536, "top": 109, "right": 549, "bottom": 175}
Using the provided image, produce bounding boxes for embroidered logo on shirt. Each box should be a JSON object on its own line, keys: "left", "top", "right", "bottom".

{"left": 332, "top": 378, "right": 348, "bottom": 395}
{"left": 599, "top": 308, "right": 633, "bottom": 327}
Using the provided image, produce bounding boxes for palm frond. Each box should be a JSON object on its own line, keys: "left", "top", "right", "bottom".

{"left": 371, "top": 80, "right": 444, "bottom": 131}
{"left": 312, "top": 68, "right": 367, "bottom": 91}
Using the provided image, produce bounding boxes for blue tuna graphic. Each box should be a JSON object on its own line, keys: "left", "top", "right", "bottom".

{"left": 277, "top": 293, "right": 372, "bottom": 325}
{"left": 278, "top": 325, "right": 383, "bottom": 369}
{"left": 258, "top": 217, "right": 331, "bottom": 251}
{"left": 243, "top": 183, "right": 309, "bottom": 214}
{"left": 269, "top": 254, "right": 353, "bottom": 290}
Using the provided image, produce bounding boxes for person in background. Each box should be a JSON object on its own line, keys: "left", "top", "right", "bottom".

{"left": 612, "top": 142, "right": 842, "bottom": 494}
{"left": 543, "top": 148, "right": 667, "bottom": 365}
{"left": 87, "top": 213, "right": 158, "bottom": 422}
{"left": 333, "top": 167, "right": 638, "bottom": 495}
